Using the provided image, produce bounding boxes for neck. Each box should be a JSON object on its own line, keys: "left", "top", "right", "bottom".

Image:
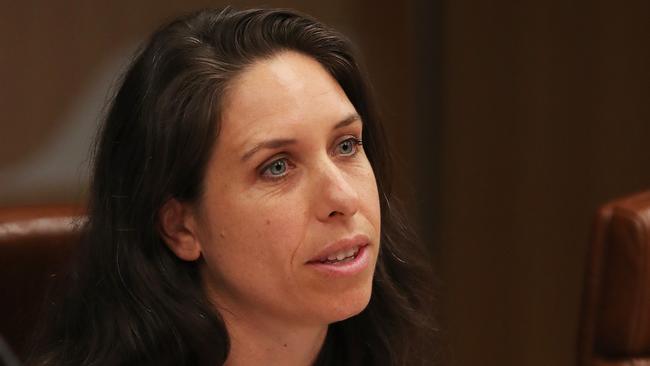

{"left": 221, "top": 309, "right": 328, "bottom": 366}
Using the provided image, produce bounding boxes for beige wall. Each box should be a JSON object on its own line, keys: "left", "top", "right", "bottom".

{"left": 0, "top": 0, "right": 416, "bottom": 206}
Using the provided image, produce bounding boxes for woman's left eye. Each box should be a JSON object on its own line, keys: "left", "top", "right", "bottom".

{"left": 336, "top": 137, "right": 362, "bottom": 156}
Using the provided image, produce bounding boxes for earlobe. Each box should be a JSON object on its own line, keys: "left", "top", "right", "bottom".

{"left": 159, "top": 199, "right": 202, "bottom": 261}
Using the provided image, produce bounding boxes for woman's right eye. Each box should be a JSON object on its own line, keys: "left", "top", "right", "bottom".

{"left": 260, "top": 158, "right": 291, "bottom": 180}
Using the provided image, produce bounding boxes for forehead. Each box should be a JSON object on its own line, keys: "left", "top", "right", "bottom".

{"left": 219, "top": 51, "right": 356, "bottom": 144}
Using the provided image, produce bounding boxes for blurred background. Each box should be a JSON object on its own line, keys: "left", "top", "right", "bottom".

{"left": 1, "top": 1, "right": 649, "bottom": 365}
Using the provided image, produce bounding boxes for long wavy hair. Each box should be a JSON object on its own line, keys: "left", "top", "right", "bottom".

{"left": 28, "top": 7, "right": 437, "bottom": 366}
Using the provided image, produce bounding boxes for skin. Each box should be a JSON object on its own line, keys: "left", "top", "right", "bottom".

{"left": 161, "top": 51, "right": 381, "bottom": 365}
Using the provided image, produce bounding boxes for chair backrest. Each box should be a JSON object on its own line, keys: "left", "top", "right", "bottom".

{"left": 579, "top": 190, "right": 650, "bottom": 366}
{"left": 0, "top": 205, "right": 84, "bottom": 361}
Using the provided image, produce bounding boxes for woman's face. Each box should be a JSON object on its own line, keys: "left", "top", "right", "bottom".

{"left": 194, "top": 51, "right": 381, "bottom": 327}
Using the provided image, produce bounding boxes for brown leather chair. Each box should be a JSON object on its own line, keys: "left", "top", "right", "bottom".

{"left": 0, "top": 205, "right": 84, "bottom": 361}
{"left": 579, "top": 190, "right": 650, "bottom": 366}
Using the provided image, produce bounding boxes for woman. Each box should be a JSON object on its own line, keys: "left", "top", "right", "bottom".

{"left": 29, "top": 7, "right": 437, "bottom": 366}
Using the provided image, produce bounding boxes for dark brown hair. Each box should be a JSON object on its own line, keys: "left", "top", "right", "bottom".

{"left": 28, "top": 7, "right": 437, "bottom": 366}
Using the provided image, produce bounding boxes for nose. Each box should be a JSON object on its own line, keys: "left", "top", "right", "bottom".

{"left": 313, "top": 159, "right": 360, "bottom": 222}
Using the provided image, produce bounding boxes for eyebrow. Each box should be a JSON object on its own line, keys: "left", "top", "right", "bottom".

{"left": 240, "top": 113, "right": 362, "bottom": 162}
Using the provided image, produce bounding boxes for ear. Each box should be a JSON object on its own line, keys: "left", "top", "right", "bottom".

{"left": 158, "top": 198, "right": 202, "bottom": 261}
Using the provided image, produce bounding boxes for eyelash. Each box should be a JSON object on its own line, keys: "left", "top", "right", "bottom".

{"left": 259, "top": 136, "right": 363, "bottom": 181}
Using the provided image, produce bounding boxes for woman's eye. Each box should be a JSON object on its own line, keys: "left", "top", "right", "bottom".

{"left": 336, "top": 137, "right": 362, "bottom": 156}
{"left": 261, "top": 158, "right": 289, "bottom": 179}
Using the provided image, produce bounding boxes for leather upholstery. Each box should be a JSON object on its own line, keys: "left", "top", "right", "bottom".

{"left": 579, "top": 190, "right": 650, "bottom": 366}
{"left": 0, "top": 205, "right": 84, "bottom": 360}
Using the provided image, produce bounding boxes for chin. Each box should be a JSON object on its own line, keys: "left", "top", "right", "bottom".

{"left": 324, "top": 284, "right": 373, "bottom": 323}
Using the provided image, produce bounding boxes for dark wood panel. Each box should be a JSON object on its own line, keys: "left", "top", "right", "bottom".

{"left": 427, "top": 1, "right": 650, "bottom": 365}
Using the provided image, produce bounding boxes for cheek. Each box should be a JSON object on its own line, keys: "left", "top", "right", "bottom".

{"left": 199, "top": 189, "right": 310, "bottom": 277}
{"left": 197, "top": 192, "right": 312, "bottom": 312}
{"left": 356, "top": 166, "right": 381, "bottom": 232}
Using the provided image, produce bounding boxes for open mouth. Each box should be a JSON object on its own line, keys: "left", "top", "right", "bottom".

{"left": 308, "top": 244, "right": 369, "bottom": 265}
{"left": 305, "top": 234, "right": 371, "bottom": 276}
{"left": 317, "top": 245, "right": 362, "bottom": 264}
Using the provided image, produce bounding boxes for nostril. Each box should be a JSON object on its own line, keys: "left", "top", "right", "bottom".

{"left": 328, "top": 210, "right": 342, "bottom": 217}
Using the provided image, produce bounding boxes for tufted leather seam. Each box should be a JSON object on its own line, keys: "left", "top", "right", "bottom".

{"left": 612, "top": 205, "right": 650, "bottom": 354}
{"left": 631, "top": 206, "right": 649, "bottom": 353}
{"left": 0, "top": 216, "right": 85, "bottom": 241}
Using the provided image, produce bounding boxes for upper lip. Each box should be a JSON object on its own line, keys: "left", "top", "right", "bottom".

{"left": 306, "top": 233, "right": 370, "bottom": 263}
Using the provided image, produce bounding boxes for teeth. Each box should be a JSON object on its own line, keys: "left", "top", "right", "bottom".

{"left": 322, "top": 246, "right": 360, "bottom": 263}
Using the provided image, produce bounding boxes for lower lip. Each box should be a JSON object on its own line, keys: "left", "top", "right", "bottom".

{"left": 306, "top": 244, "right": 370, "bottom": 277}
